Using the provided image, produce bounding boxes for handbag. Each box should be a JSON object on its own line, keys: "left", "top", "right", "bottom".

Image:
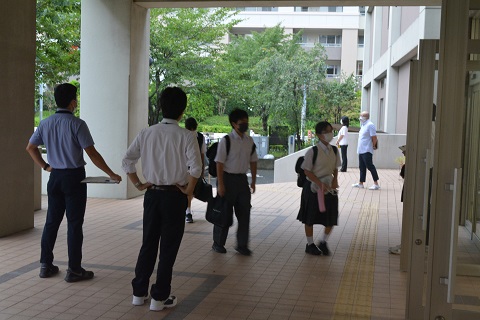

{"left": 205, "top": 196, "right": 232, "bottom": 227}
{"left": 194, "top": 178, "right": 213, "bottom": 202}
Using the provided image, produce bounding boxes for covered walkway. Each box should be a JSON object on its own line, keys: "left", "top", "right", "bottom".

{"left": 0, "top": 169, "right": 409, "bottom": 319}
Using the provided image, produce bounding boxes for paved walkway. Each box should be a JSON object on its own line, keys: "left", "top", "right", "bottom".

{"left": 0, "top": 169, "right": 408, "bottom": 319}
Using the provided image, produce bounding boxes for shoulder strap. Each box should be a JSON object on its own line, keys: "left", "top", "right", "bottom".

{"left": 312, "top": 146, "right": 318, "bottom": 165}
{"left": 332, "top": 145, "right": 337, "bottom": 155}
{"left": 251, "top": 142, "right": 256, "bottom": 155}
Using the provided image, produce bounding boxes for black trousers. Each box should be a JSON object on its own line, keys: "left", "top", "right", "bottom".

{"left": 340, "top": 145, "right": 348, "bottom": 171}
{"left": 213, "top": 173, "right": 251, "bottom": 248}
{"left": 132, "top": 189, "right": 187, "bottom": 301}
{"left": 359, "top": 152, "right": 379, "bottom": 182}
{"left": 41, "top": 167, "right": 86, "bottom": 271}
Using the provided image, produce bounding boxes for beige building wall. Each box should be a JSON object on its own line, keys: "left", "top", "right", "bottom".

{"left": 396, "top": 62, "right": 411, "bottom": 134}
{"left": 401, "top": 6, "right": 420, "bottom": 33}
{"left": 340, "top": 29, "right": 358, "bottom": 76}
{"left": 0, "top": 1, "right": 36, "bottom": 237}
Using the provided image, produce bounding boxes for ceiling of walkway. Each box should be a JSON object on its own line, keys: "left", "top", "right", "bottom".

{"left": 134, "top": 0, "right": 441, "bottom": 8}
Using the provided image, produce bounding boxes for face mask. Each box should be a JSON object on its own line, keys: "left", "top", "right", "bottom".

{"left": 359, "top": 116, "right": 366, "bottom": 123}
{"left": 237, "top": 123, "right": 249, "bottom": 133}
{"left": 323, "top": 132, "right": 334, "bottom": 143}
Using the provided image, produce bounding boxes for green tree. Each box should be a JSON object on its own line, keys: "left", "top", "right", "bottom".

{"left": 255, "top": 44, "right": 327, "bottom": 150}
{"left": 319, "top": 73, "right": 359, "bottom": 124}
{"left": 148, "top": 8, "right": 240, "bottom": 125}
{"left": 36, "top": 0, "right": 80, "bottom": 93}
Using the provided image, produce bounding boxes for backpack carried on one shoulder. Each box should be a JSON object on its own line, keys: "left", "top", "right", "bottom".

{"left": 196, "top": 132, "right": 204, "bottom": 150}
{"left": 206, "top": 135, "right": 256, "bottom": 177}
{"left": 295, "top": 146, "right": 337, "bottom": 187}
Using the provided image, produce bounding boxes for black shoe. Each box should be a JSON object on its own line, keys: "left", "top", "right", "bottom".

{"left": 185, "top": 213, "right": 193, "bottom": 223}
{"left": 64, "top": 268, "right": 94, "bottom": 283}
{"left": 235, "top": 246, "right": 252, "bottom": 256}
{"left": 340, "top": 169, "right": 347, "bottom": 172}
{"left": 39, "top": 263, "right": 59, "bottom": 278}
{"left": 212, "top": 242, "right": 226, "bottom": 254}
{"left": 305, "top": 243, "right": 322, "bottom": 255}
{"left": 318, "top": 241, "right": 330, "bottom": 256}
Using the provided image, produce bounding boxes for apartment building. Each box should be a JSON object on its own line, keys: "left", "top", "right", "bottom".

{"left": 229, "top": 6, "right": 366, "bottom": 80}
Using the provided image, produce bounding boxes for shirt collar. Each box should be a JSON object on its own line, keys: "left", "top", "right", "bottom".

{"left": 56, "top": 108, "right": 73, "bottom": 114}
{"left": 317, "top": 141, "right": 331, "bottom": 153}
{"left": 161, "top": 118, "right": 179, "bottom": 125}
{"left": 231, "top": 129, "right": 244, "bottom": 140}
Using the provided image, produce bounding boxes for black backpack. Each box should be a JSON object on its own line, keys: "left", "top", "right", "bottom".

{"left": 295, "top": 146, "right": 337, "bottom": 187}
{"left": 196, "top": 132, "right": 204, "bottom": 150}
{"left": 206, "top": 135, "right": 256, "bottom": 177}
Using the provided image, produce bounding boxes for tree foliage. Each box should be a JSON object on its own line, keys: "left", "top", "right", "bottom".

{"left": 318, "top": 73, "right": 359, "bottom": 124}
{"left": 36, "top": 0, "right": 80, "bottom": 91}
{"left": 148, "top": 8, "right": 240, "bottom": 125}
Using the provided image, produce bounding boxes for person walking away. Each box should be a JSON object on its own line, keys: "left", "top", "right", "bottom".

{"left": 26, "top": 83, "right": 122, "bottom": 282}
{"left": 122, "top": 87, "right": 202, "bottom": 311}
{"left": 352, "top": 111, "right": 380, "bottom": 190}
{"left": 297, "top": 121, "right": 341, "bottom": 256}
{"left": 212, "top": 108, "right": 258, "bottom": 256}
{"left": 184, "top": 117, "right": 206, "bottom": 223}
{"left": 336, "top": 116, "right": 349, "bottom": 172}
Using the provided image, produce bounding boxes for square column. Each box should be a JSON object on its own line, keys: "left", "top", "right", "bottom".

{"left": 81, "top": 0, "right": 149, "bottom": 199}
{"left": 0, "top": 1, "right": 36, "bottom": 236}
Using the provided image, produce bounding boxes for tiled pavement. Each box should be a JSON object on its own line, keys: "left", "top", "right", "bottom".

{"left": 0, "top": 169, "right": 435, "bottom": 319}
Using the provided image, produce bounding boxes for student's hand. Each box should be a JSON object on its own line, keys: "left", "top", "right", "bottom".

{"left": 217, "top": 183, "right": 225, "bottom": 197}
{"left": 110, "top": 173, "right": 122, "bottom": 183}
{"left": 250, "top": 183, "right": 256, "bottom": 194}
{"left": 332, "top": 181, "right": 339, "bottom": 189}
{"left": 136, "top": 182, "right": 152, "bottom": 191}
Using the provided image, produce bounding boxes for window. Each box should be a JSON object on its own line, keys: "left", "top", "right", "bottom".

{"left": 237, "top": 7, "right": 278, "bottom": 12}
{"left": 356, "top": 61, "right": 363, "bottom": 76}
{"left": 319, "top": 6, "right": 343, "bottom": 12}
{"left": 358, "top": 35, "right": 364, "bottom": 47}
{"left": 359, "top": 6, "right": 366, "bottom": 15}
{"left": 326, "top": 65, "right": 340, "bottom": 78}
{"left": 319, "top": 35, "right": 342, "bottom": 47}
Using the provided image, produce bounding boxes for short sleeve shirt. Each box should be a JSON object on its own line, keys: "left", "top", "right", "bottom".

{"left": 338, "top": 126, "right": 348, "bottom": 145}
{"left": 215, "top": 130, "right": 258, "bottom": 174}
{"left": 29, "top": 110, "right": 94, "bottom": 169}
{"left": 357, "top": 120, "right": 376, "bottom": 154}
{"left": 302, "top": 143, "right": 341, "bottom": 179}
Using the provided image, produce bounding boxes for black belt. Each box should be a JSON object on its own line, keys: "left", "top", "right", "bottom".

{"left": 224, "top": 172, "right": 245, "bottom": 176}
{"left": 148, "top": 185, "right": 182, "bottom": 192}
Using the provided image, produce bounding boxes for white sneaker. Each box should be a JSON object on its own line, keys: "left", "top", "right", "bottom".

{"left": 369, "top": 184, "right": 381, "bottom": 190}
{"left": 150, "top": 295, "right": 177, "bottom": 311}
{"left": 352, "top": 183, "right": 364, "bottom": 188}
{"left": 132, "top": 294, "right": 149, "bottom": 306}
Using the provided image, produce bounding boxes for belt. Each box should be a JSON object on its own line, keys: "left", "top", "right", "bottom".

{"left": 224, "top": 172, "right": 245, "bottom": 176}
{"left": 148, "top": 185, "right": 182, "bottom": 192}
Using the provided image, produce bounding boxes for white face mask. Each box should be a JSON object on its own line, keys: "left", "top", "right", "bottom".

{"left": 323, "top": 132, "right": 334, "bottom": 143}
{"left": 359, "top": 116, "right": 367, "bottom": 123}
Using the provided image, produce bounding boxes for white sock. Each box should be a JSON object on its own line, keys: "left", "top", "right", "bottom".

{"left": 307, "top": 236, "right": 314, "bottom": 245}
{"left": 186, "top": 208, "right": 191, "bottom": 214}
{"left": 322, "top": 233, "right": 330, "bottom": 242}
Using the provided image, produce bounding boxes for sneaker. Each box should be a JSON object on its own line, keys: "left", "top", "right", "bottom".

{"left": 212, "top": 242, "right": 227, "bottom": 254}
{"left": 64, "top": 268, "right": 94, "bottom": 283}
{"left": 235, "top": 246, "right": 252, "bottom": 256}
{"left": 305, "top": 243, "right": 322, "bottom": 255}
{"left": 150, "top": 295, "right": 177, "bottom": 311}
{"left": 185, "top": 213, "right": 193, "bottom": 223}
{"left": 368, "top": 184, "right": 381, "bottom": 190}
{"left": 39, "top": 263, "right": 59, "bottom": 278}
{"left": 352, "top": 183, "right": 364, "bottom": 188}
{"left": 132, "top": 294, "right": 149, "bottom": 306}
{"left": 318, "top": 241, "right": 330, "bottom": 256}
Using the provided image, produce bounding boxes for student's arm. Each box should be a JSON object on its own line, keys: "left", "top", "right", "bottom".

{"left": 305, "top": 170, "right": 330, "bottom": 191}
{"left": 217, "top": 162, "right": 225, "bottom": 197}
{"left": 372, "top": 135, "right": 378, "bottom": 150}
{"left": 26, "top": 143, "right": 51, "bottom": 172}
{"left": 84, "top": 145, "right": 122, "bottom": 182}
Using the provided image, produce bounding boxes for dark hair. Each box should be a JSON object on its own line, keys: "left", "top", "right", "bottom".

{"left": 54, "top": 83, "right": 77, "bottom": 109}
{"left": 341, "top": 116, "right": 350, "bottom": 127}
{"left": 315, "top": 121, "right": 333, "bottom": 134}
{"left": 228, "top": 108, "right": 249, "bottom": 127}
{"left": 185, "top": 117, "right": 198, "bottom": 131}
{"left": 160, "top": 87, "right": 187, "bottom": 119}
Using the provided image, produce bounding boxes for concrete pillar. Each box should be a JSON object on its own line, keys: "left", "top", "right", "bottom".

{"left": 384, "top": 66, "right": 399, "bottom": 133}
{"left": 81, "top": 0, "right": 149, "bottom": 199}
{"left": 0, "top": 1, "right": 36, "bottom": 237}
{"left": 340, "top": 29, "right": 358, "bottom": 76}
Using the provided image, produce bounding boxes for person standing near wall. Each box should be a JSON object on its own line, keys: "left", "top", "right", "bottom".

{"left": 352, "top": 111, "right": 380, "bottom": 190}
{"left": 122, "top": 87, "right": 202, "bottom": 311}
{"left": 336, "top": 116, "right": 349, "bottom": 172}
{"left": 26, "top": 83, "right": 122, "bottom": 282}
